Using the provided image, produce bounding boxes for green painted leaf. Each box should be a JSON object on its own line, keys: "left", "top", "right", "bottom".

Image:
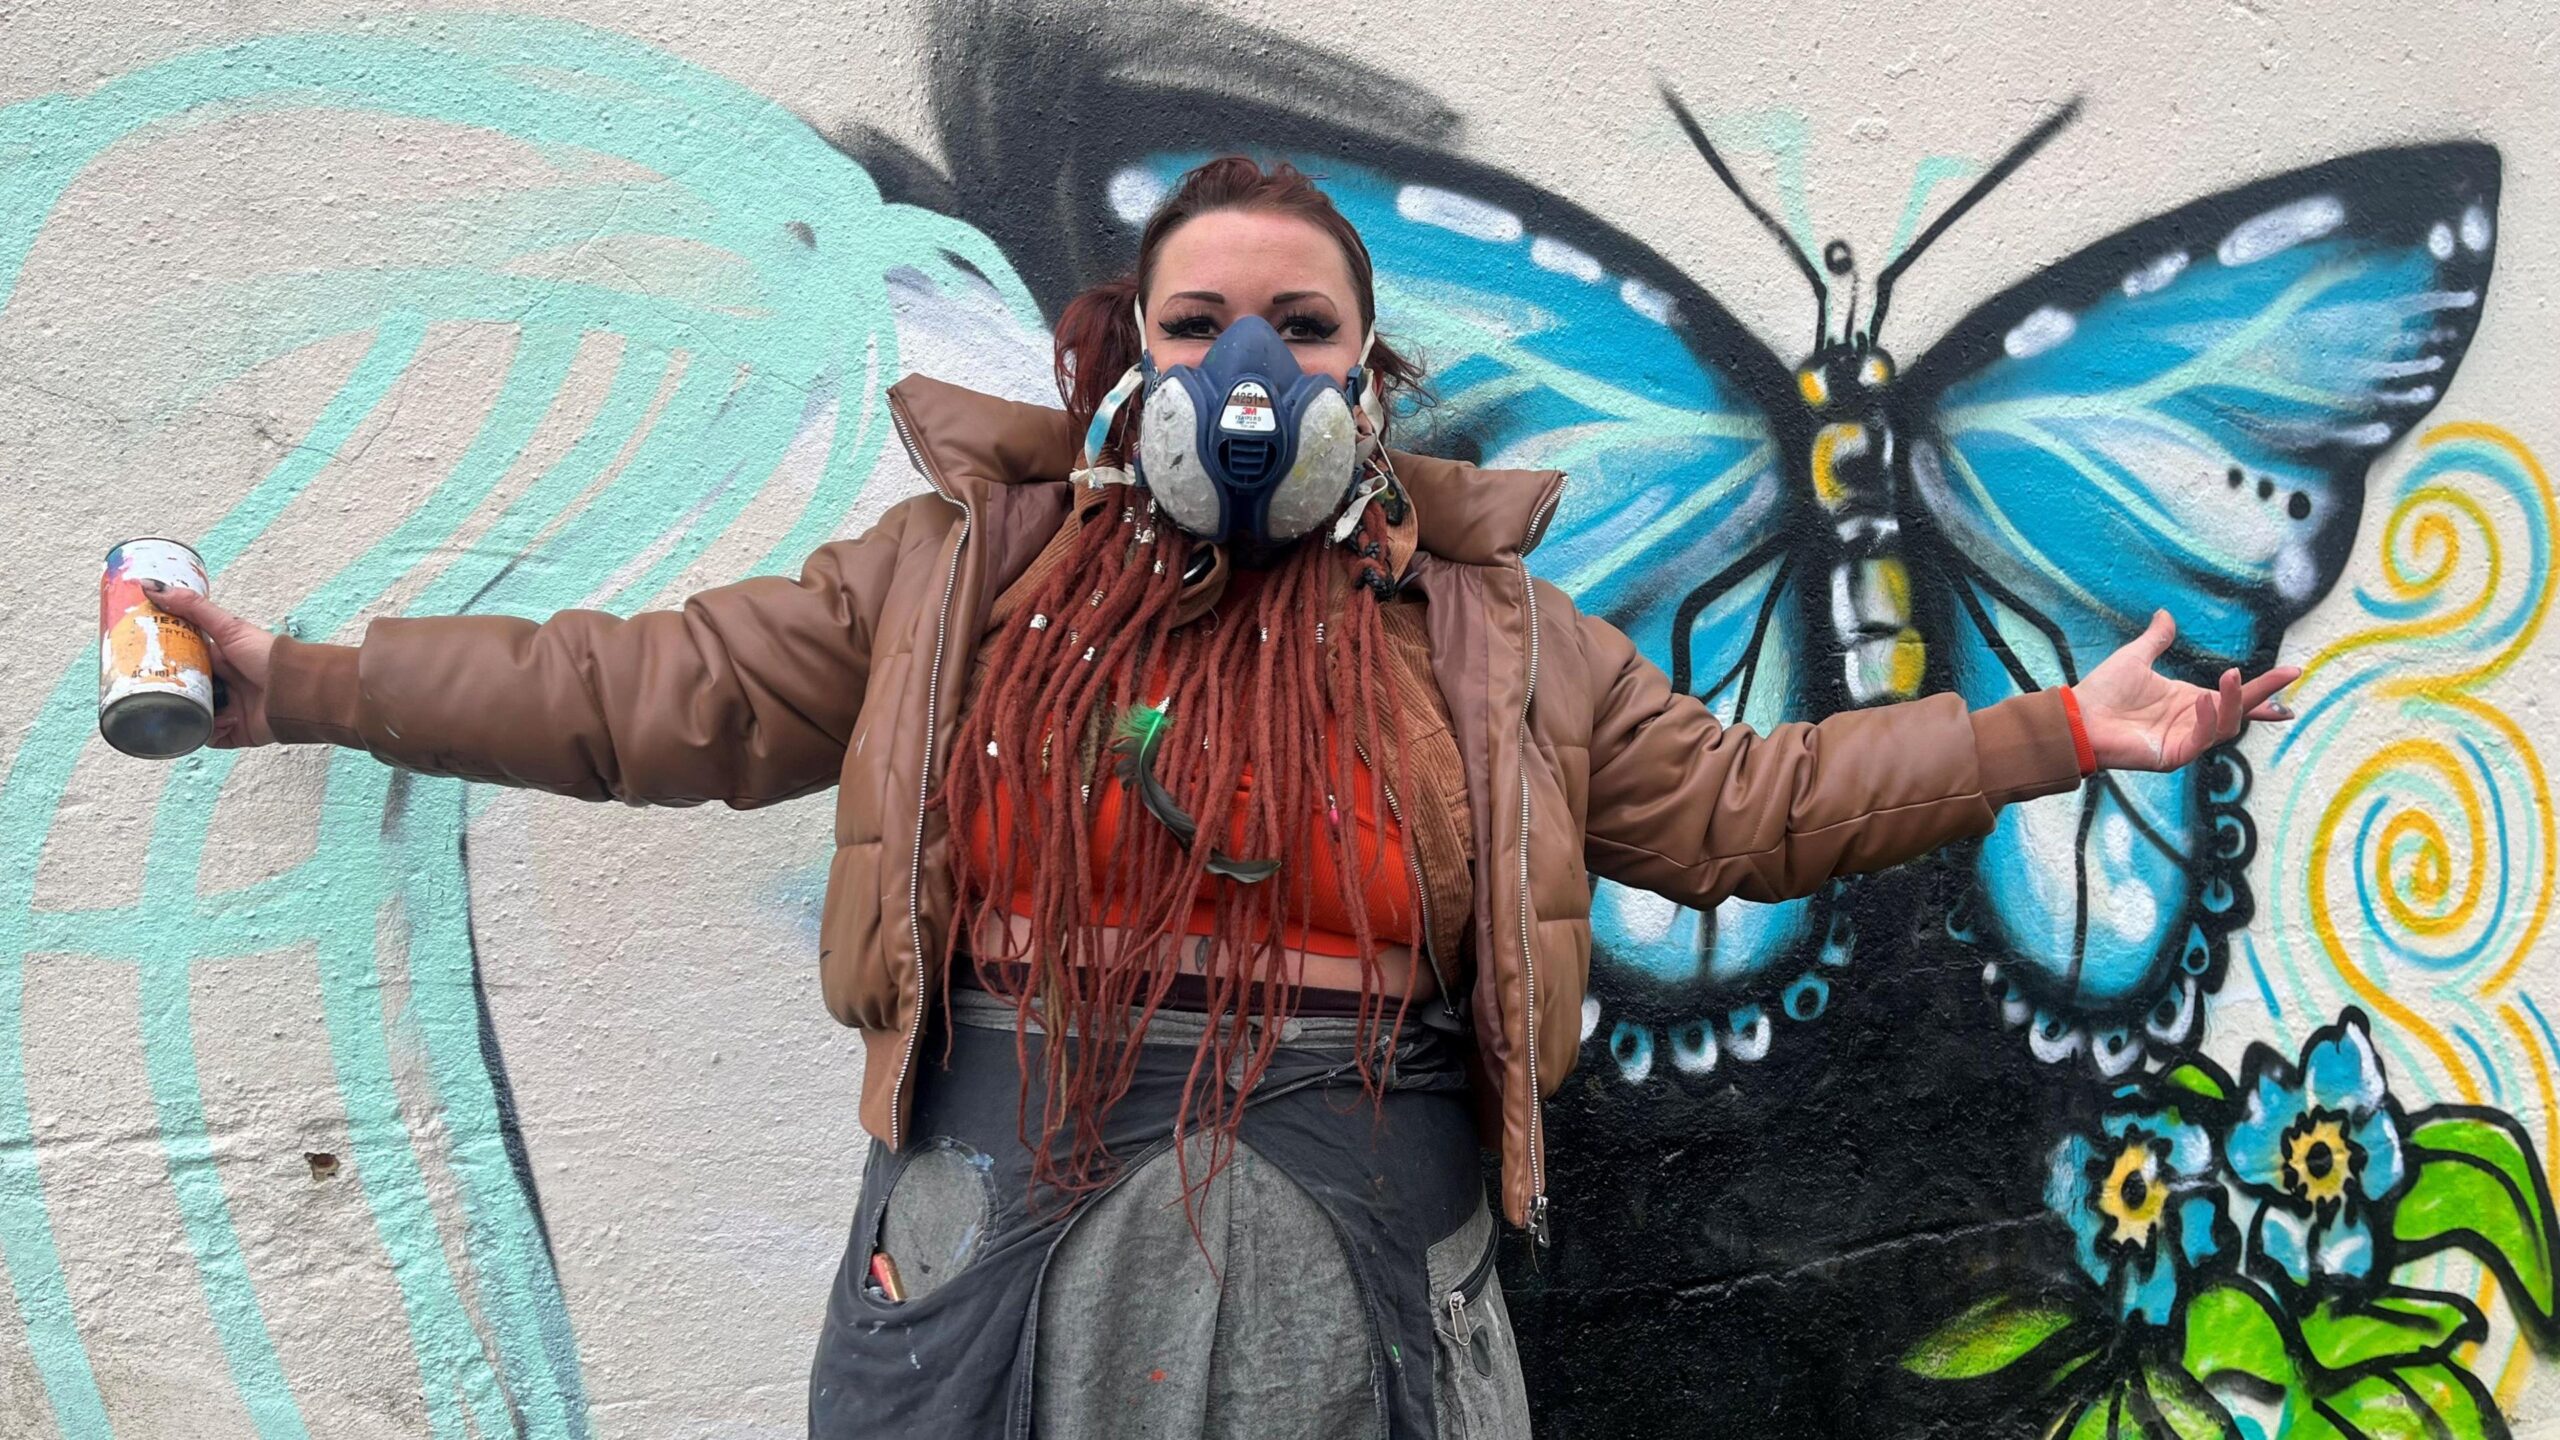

{"left": 2044, "top": 1348, "right": 2099, "bottom": 1395}
{"left": 2385, "top": 1362, "right": 2503, "bottom": 1440}
{"left": 2141, "top": 1362, "right": 2238, "bottom": 1440}
{"left": 2181, "top": 1283, "right": 2298, "bottom": 1390}
{"left": 2059, "top": 1383, "right": 2127, "bottom": 1440}
{"left": 2273, "top": 1397, "right": 2357, "bottom": 1440}
{"left": 2297, "top": 1290, "right": 2486, "bottom": 1374}
{"left": 2160, "top": 1060, "right": 2233, "bottom": 1104}
{"left": 2393, "top": 1119, "right": 2557, "bottom": 1321}
{"left": 1902, "top": 1293, "right": 2083, "bottom": 1379}
{"left": 2327, "top": 1361, "right": 2505, "bottom": 1440}
{"left": 2409, "top": 1115, "right": 2550, "bottom": 1242}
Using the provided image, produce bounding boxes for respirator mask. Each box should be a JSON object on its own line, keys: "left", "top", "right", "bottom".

{"left": 1079, "top": 301, "right": 1389, "bottom": 552}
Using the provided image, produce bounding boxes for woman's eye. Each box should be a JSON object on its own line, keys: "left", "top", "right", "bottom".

{"left": 1281, "top": 316, "right": 1341, "bottom": 342}
{"left": 1160, "top": 316, "right": 1217, "bottom": 339}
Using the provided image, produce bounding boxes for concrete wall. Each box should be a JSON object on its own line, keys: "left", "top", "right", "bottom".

{"left": 1, "top": 2, "right": 2552, "bottom": 1435}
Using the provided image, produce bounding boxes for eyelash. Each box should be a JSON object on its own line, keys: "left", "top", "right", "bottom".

{"left": 1159, "top": 310, "right": 1341, "bottom": 343}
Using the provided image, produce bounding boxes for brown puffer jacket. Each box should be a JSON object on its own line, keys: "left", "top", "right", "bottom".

{"left": 265, "top": 373, "right": 2087, "bottom": 1236}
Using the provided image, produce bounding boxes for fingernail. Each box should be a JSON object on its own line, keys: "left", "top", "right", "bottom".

{"left": 141, "top": 579, "right": 166, "bottom": 593}
{"left": 2268, "top": 703, "right": 2294, "bottom": 720}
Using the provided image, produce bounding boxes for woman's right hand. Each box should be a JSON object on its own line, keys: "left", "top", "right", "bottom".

{"left": 142, "top": 580, "right": 280, "bottom": 749}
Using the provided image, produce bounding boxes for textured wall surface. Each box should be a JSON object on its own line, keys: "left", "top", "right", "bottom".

{"left": 1, "top": 2, "right": 2554, "bottom": 1436}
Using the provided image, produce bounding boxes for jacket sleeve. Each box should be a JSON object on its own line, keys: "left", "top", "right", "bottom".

{"left": 1576, "top": 607, "right": 2087, "bottom": 909}
{"left": 261, "top": 494, "right": 931, "bottom": 808}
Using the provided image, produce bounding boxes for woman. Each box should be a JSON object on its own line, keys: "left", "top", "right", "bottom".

{"left": 152, "top": 157, "right": 2298, "bottom": 1438}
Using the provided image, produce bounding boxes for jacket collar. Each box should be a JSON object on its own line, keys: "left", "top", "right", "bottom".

{"left": 885, "top": 372, "right": 1567, "bottom": 565}
{"left": 886, "top": 373, "right": 1083, "bottom": 502}
{"left": 1383, "top": 450, "right": 1567, "bottom": 565}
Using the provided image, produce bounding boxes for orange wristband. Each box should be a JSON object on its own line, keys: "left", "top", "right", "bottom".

{"left": 2057, "top": 685, "right": 2099, "bottom": 777}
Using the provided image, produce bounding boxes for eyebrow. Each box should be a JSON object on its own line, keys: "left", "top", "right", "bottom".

{"left": 1162, "top": 290, "right": 1341, "bottom": 307}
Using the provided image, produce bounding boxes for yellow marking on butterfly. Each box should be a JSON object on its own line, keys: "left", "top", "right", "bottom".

{"left": 1862, "top": 557, "right": 1913, "bottom": 621}
{"left": 1797, "top": 367, "right": 1829, "bottom": 408}
{"left": 1860, "top": 355, "right": 1893, "bottom": 388}
{"left": 1810, "top": 423, "right": 1868, "bottom": 510}
{"left": 1890, "top": 628, "right": 1927, "bottom": 697}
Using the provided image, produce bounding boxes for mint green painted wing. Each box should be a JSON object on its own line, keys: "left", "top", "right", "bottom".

{"left": 0, "top": 19, "right": 1048, "bottom": 1437}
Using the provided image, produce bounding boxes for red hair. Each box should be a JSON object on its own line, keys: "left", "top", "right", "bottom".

{"left": 939, "top": 156, "right": 1420, "bottom": 1225}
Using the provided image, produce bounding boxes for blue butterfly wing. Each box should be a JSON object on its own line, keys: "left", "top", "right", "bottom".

{"left": 1901, "top": 144, "right": 2499, "bottom": 1057}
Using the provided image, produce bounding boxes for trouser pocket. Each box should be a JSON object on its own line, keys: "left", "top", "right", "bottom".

{"left": 1424, "top": 1197, "right": 1531, "bottom": 1440}
{"left": 868, "top": 1136, "right": 997, "bottom": 1304}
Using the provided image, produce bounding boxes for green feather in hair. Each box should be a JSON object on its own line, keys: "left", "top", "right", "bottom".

{"left": 1110, "top": 702, "right": 1279, "bottom": 883}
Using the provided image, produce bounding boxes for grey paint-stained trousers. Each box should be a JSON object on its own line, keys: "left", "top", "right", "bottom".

{"left": 807, "top": 987, "right": 1532, "bottom": 1438}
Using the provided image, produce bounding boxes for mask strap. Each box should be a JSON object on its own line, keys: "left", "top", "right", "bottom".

{"left": 1350, "top": 323, "right": 1388, "bottom": 460}
{"left": 1330, "top": 464, "right": 1389, "bottom": 545}
{"left": 1070, "top": 294, "right": 1153, "bottom": 485}
{"left": 1081, "top": 364, "right": 1144, "bottom": 471}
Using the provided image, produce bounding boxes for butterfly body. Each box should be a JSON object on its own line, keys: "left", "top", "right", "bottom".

{"left": 1786, "top": 341, "right": 1940, "bottom": 707}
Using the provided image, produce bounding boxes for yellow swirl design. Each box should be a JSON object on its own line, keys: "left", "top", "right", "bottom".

{"left": 2272, "top": 422, "right": 2555, "bottom": 1402}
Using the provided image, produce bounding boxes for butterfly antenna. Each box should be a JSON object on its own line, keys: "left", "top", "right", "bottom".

{"left": 1869, "top": 96, "right": 2084, "bottom": 341}
{"left": 1659, "top": 81, "right": 1828, "bottom": 350}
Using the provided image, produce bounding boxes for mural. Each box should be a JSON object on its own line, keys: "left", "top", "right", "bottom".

{"left": 0, "top": 5, "right": 2548, "bottom": 1437}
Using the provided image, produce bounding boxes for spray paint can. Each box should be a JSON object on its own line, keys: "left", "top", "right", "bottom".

{"left": 99, "top": 537, "right": 215, "bottom": 759}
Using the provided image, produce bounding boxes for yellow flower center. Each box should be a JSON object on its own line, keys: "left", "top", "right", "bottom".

{"left": 2097, "top": 1143, "right": 2168, "bottom": 1252}
{"left": 2282, "top": 1116, "right": 2356, "bottom": 1207}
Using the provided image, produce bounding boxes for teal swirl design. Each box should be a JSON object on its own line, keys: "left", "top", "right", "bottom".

{"left": 0, "top": 19, "right": 1034, "bottom": 1436}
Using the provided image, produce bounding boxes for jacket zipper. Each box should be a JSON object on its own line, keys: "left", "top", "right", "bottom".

{"left": 1517, "top": 480, "right": 1562, "bottom": 1251}
{"left": 1351, "top": 734, "right": 1459, "bottom": 1018}
{"left": 887, "top": 395, "right": 970, "bottom": 1151}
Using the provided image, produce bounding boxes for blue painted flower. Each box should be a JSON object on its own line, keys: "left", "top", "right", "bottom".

{"left": 2228, "top": 1007, "right": 2407, "bottom": 1289}
{"left": 2048, "top": 1102, "right": 2231, "bottom": 1326}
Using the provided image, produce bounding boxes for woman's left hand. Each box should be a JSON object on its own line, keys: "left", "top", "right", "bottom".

{"left": 2071, "top": 609, "right": 2302, "bottom": 773}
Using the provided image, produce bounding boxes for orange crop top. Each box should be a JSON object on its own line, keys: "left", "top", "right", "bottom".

{"left": 962, "top": 729, "right": 1415, "bottom": 958}
{"left": 960, "top": 592, "right": 1416, "bottom": 960}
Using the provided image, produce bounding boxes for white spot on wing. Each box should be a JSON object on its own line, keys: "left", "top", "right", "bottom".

{"left": 2096, "top": 866, "right": 2157, "bottom": 946}
{"left": 2377, "top": 384, "right": 2438, "bottom": 406}
{"left": 2004, "top": 304, "right": 2077, "bottom": 358}
{"left": 2357, "top": 355, "right": 2444, "bottom": 380}
{"left": 2122, "top": 250, "right": 2189, "bottom": 297}
{"left": 1619, "top": 278, "right": 1676, "bottom": 324}
{"left": 2401, "top": 290, "right": 2477, "bottom": 316}
{"left": 1529, "top": 235, "right": 1604, "bottom": 283}
{"left": 1610, "top": 886, "right": 1680, "bottom": 946}
{"left": 2275, "top": 547, "right": 2317, "bottom": 604}
{"left": 1107, "top": 167, "right": 1166, "bottom": 225}
{"left": 2460, "top": 203, "right": 2491, "bottom": 253}
{"left": 2333, "top": 421, "right": 2393, "bottom": 447}
{"left": 2101, "top": 810, "right": 2134, "bottom": 869}
{"left": 1396, "top": 185, "right": 1524, "bottom": 242}
{"left": 2428, "top": 222, "right": 2455, "bottom": 261}
{"left": 2217, "top": 195, "right": 2346, "bottom": 266}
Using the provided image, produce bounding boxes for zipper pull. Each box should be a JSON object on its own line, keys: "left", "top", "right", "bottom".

{"left": 1528, "top": 1195, "right": 1552, "bottom": 1254}
{"left": 1446, "top": 1288, "right": 1474, "bottom": 1346}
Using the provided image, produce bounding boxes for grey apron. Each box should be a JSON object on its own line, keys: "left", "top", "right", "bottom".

{"left": 807, "top": 984, "right": 1531, "bottom": 1438}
